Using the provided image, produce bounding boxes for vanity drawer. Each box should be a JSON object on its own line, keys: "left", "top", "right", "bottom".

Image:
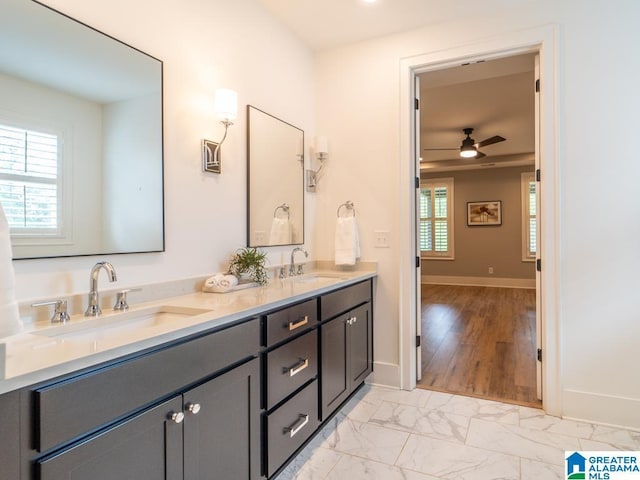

{"left": 265, "top": 298, "right": 317, "bottom": 346}
{"left": 34, "top": 319, "right": 260, "bottom": 453}
{"left": 266, "top": 329, "right": 317, "bottom": 410}
{"left": 265, "top": 379, "right": 319, "bottom": 477}
{"left": 321, "top": 280, "right": 371, "bottom": 321}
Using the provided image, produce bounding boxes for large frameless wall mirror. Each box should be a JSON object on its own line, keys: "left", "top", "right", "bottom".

{"left": 247, "top": 105, "right": 304, "bottom": 247}
{"left": 0, "top": 0, "right": 164, "bottom": 259}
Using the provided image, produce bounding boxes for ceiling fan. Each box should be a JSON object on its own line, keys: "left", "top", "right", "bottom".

{"left": 424, "top": 127, "right": 506, "bottom": 159}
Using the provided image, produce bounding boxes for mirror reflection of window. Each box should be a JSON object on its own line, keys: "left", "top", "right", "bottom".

{"left": 0, "top": 124, "right": 60, "bottom": 235}
{"left": 0, "top": 0, "right": 164, "bottom": 259}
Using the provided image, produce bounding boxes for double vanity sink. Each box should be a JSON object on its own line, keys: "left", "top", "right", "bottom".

{"left": 0, "top": 269, "right": 369, "bottom": 390}
{"left": 0, "top": 267, "right": 375, "bottom": 480}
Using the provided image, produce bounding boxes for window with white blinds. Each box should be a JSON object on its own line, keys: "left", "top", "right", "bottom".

{"left": 521, "top": 172, "right": 536, "bottom": 260}
{"left": 420, "top": 178, "right": 454, "bottom": 259}
{"left": 0, "top": 124, "right": 60, "bottom": 234}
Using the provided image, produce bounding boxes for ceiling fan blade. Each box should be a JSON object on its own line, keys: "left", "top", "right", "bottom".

{"left": 475, "top": 151, "right": 487, "bottom": 159}
{"left": 423, "top": 147, "right": 458, "bottom": 151}
{"left": 476, "top": 135, "right": 506, "bottom": 148}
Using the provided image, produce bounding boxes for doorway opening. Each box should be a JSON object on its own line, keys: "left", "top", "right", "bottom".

{"left": 415, "top": 53, "right": 541, "bottom": 408}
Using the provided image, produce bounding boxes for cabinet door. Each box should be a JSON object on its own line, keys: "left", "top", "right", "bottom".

{"left": 320, "top": 315, "right": 350, "bottom": 420}
{"left": 183, "top": 358, "right": 260, "bottom": 480}
{"left": 349, "top": 302, "right": 373, "bottom": 390}
{"left": 37, "top": 396, "right": 184, "bottom": 480}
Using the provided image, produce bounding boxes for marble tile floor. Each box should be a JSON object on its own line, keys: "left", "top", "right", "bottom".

{"left": 274, "top": 385, "right": 640, "bottom": 480}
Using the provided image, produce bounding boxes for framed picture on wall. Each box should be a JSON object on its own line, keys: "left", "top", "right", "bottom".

{"left": 467, "top": 201, "right": 502, "bottom": 226}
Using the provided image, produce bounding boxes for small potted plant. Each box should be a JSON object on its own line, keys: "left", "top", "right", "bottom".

{"left": 227, "top": 247, "right": 269, "bottom": 285}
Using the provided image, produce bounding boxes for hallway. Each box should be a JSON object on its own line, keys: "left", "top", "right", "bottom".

{"left": 418, "top": 284, "right": 540, "bottom": 407}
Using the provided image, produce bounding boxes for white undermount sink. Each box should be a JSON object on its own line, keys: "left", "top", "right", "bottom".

{"left": 35, "top": 305, "right": 212, "bottom": 342}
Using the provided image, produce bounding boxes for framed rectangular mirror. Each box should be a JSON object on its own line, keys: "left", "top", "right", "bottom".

{"left": 0, "top": 0, "right": 164, "bottom": 259}
{"left": 247, "top": 106, "right": 304, "bottom": 247}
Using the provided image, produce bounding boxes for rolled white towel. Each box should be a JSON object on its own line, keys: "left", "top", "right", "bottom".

{"left": 203, "top": 273, "right": 239, "bottom": 290}
{"left": 219, "top": 274, "right": 238, "bottom": 288}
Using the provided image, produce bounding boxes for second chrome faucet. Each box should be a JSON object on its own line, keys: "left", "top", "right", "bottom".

{"left": 85, "top": 261, "right": 117, "bottom": 317}
{"left": 289, "top": 247, "right": 309, "bottom": 276}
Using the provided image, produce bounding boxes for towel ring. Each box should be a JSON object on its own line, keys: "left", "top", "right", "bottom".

{"left": 337, "top": 201, "right": 355, "bottom": 218}
{"left": 273, "top": 203, "right": 290, "bottom": 220}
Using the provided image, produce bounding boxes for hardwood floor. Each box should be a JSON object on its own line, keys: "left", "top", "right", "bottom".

{"left": 417, "top": 284, "right": 541, "bottom": 408}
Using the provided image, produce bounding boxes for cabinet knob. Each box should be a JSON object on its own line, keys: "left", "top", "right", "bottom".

{"left": 170, "top": 411, "right": 185, "bottom": 424}
{"left": 187, "top": 403, "right": 201, "bottom": 415}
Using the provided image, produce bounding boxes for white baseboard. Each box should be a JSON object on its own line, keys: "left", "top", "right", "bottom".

{"left": 368, "top": 361, "right": 400, "bottom": 388}
{"left": 563, "top": 389, "right": 640, "bottom": 431}
{"left": 422, "top": 275, "right": 535, "bottom": 289}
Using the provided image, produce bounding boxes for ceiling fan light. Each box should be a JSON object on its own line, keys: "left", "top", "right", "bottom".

{"left": 460, "top": 145, "right": 478, "bottom": 158}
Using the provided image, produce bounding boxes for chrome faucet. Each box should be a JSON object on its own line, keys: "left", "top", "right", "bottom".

{"left": 289, "top": 247, "right": 309, "bottom": 276}
{"left": 85, "top": 261, "right": 117, "bottom": 316}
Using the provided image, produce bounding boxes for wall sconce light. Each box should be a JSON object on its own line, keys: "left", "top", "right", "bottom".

{"left": 202, "top": 88, "right": 238, "bottom": 173}
{"left": 306, "top": 136, "right": 329, "bottom": 192}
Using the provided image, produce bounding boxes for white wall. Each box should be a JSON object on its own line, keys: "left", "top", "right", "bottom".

{"left": 13, "top": 0, "right": 316, "bottom": 302}
{"left": 314, "top": 0, "right": 640, "bottom": 427}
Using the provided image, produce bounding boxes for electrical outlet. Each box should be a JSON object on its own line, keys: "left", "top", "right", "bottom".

{"left": 374, "top": 230, "right": 390, "bottom": 248}
{"left": 488, "top": 266, "right": 494, "bottom": 274}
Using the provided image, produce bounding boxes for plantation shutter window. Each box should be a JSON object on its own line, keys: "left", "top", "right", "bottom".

{"left": 0, "top": 124, "right": 60, "bottom": 235}
{"left": 420, "top": 178, "right": 454, "bottom": 259}
{"left": 521, "top": 172, "right": 536, "bottom": 260}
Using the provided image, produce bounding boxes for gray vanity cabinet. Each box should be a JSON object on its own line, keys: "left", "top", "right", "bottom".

{"left": 35, "top": 358, "right": 260, "bottom": 480}
{"left": 263, "top": 299, "right": 320, "bottom": 478}
{"left": 183, "top": 359, "right": 261, "bottom": 480}
{"left": 30, "top": 319, "right": 262, "bottom": 480}
{"left": 1, "top": 276, "right": 375, "bottom": 480}
{"left": 37, "top": 396, "right": 185, "bottom": 480}
{"left": 320, "top": 281, "right": 373, "bottom": 420}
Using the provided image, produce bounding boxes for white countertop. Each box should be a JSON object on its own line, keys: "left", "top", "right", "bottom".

{"left": 0, "top": 269, "right": 376, "bottom": 395}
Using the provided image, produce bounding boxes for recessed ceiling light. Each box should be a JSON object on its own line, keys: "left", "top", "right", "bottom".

{"left": 362, "top": 0, "right": 378, "bottom": 4}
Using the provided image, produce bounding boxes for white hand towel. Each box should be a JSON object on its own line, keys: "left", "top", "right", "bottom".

{"left": 0, "top": 203, "right": 22, "bottom": 339}
{"left": 334, "top": 216, "right": 360, "bottom": 266}
{"left": 269, "top": 217, "right": 292, "bottom": 245}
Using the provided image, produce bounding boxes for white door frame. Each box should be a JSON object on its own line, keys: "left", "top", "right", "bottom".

{"left": 398, "top": 25, "right": 562, "bottom": 416}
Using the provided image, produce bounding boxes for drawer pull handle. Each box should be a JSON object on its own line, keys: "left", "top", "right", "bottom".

{"left": 187, "top": 403, "right": 201, "bottom": 415}
{"left": 288, "top": 316, "right": 309, "bottom": 331}
{"left": 169, "top": 411, "right": 185, "bottom": 424}
{"left": 285, "top": 414, "right": 309, "bottom": 438}
{"left": 346, "top": 316, "right": 357, "bottom": 325}
{"left": 288, "top": 358, "right": 309, "bottom": 377}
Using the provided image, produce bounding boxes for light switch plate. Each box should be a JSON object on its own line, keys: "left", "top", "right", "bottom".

{"left": 374, "top": 230, "right": 390, "bottom": 248}
{"left": 254, "top": 231, "right": 266, "bottom": 244}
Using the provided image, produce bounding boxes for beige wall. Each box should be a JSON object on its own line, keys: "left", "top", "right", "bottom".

{"left": 423, "top": 166, "right": 535, "bottom": 280}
